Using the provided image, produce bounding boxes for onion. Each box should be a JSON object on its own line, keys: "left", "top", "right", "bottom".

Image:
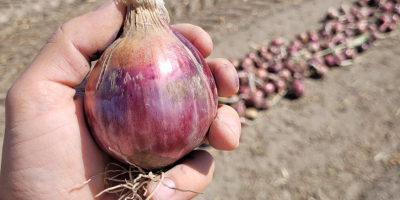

{"left": 308, "top": 41, "right": 320, "bottom": 53}
{"left": 382, "top": 2, "right": 394, "bottom": 12}
{"left": 324, "top": 54, "right": 338, "bottom": 67}
{"left": 288, "top": 79, "right": 306, "bottom": 98}
{"left": 274, "top": 79, "right": 286, "bottom": 93}
{"left": 245, "top": 89, "right": 265, "bottom": 109}
{"left": 84, "top": 0, "right": 218, "bottom": 170}
{"left": 326, "top": 7, "right": 340, "bottom": 20}
{"left": 229, "top": 58, "right": 240, "bottom": 69}
{"left": 239, "top": 85, "right": 251, "bottom": 95}
{"left": 271, "top": 38, "right": 285, "bottom": 46}
{"left": 278, "top": 68, "right": 292, "bottom": 82}
{"left": 230, "top": 100, "right": 246, "bottom": 117}
{"left": 308, "top": 31, "right": 319, "bottom": 42}
{"left": 241, "top": 57, "right": 255, "bottom": 72}
{"left": 298, "top": 32, "right": 309, "bottom": 44}
{"left": 268, "top": 62, "right": 284, "bottom": 73}
{"left": 255, "top": 68, "right": 268, "bottom": 80}
{"left": 260, "top": 82, "right": 276, "bottom": 96}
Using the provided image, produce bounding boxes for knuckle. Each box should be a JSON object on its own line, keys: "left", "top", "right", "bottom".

{"left": 47, "top": 23, "right": 69, "bottom": 45}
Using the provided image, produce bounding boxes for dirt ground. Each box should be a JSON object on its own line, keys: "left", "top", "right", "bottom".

{"left": 1, "top": 0, "right": 400, "bottom": 199}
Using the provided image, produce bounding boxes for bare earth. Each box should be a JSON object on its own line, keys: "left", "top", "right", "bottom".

{"left": 1, "top": 0, "right": 399, "bottom": 200}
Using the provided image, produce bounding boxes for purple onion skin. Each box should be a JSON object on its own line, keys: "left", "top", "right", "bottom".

{"left": 324, "top": 54, "right": 338, "bottom": 67}
{"left": 289, "top": 79, "right": 306, "bottom": 98}
{"left": 260, "top": 82, "right": 276, "bottom": 96}
{"left": 231, "top": 100, "right": 246, "bottom": 117}
{"left": 245, "top": 90, "right": 265, "bottom": 108}
{"left": 84, "top": 23, "right": 218, "bottom": 170}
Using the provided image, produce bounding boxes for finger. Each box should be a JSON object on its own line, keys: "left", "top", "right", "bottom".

{"left": 22, "top": 0, "right": 126, "bottom": 88}
{"left": 207, "top": 58, "right": 239, "bottom": 97}
{"left": 172, "top": 24, "right": 213, "bottom": 58}
{"left": 208, "top": 104, "right": 241, "bottom": 151}
{"left": 146, "top": 150, "right": 214, "bottom": 200}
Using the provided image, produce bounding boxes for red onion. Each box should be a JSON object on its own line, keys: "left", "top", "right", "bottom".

{"left": 261, "top": 99, "right": 272, "bottom": 110}
{"left": 261, "top": 51, "right": 274, "bottom": 61}
{"left": 260, "top": 82, "right": 276, "bottom": 96}
{"left": 308, "top": 41, "right": 320, "bottom": 53}
{"left": 319, "top": 29, "right": 329, "bottom": 38}
{"left": 382, "top": 2, "right": 394, "bottom": 12}
{"left": 392, "top": 14, "right": 399, "bottom": 22}
{"left": 271, "top": 38, "right": 285, "bottom": 46}
{"left": 378, "top": 14, "right": 392, "bottom": 25}
{"left": 268, "top": 62, "right": 284, "bottom": 73}
{"left": 309, "top": 63, "right": 329, "bottom": 79}
{"left": 245, "top": 89, "right": 265, "bottom": 109}
{"left": 343, "top": 14, "right": 355, "bottom": 24}
{"left": 84, "top": 0, "right": 218, "bottom": 170}
{"left": 332, "top": 22, "right": 345, "bottom": 34}
{"left": 238, "top": 86, "right": 251, "bottom": 98}
{"left": 255, "top": 68, "right": 268, "bottom": 80}
{"left": 283, "top": 59, "right": 295, "bottom": 69}
{"left": 395, "top": 3, "right": 400, "bottom": 15}
{"left": 241, "top": 57, "right": 255, "bottom": 72}
{"left": 344, "top": 48, "right": 357, "bottom": 60}
{"left": 288, "top": 79, "right": 306, "bottom": 98}
{"left": 356, "top": 21, "right": 368, "bottom": 34}
{"left": 344, "top": 28, "right": 355, "bottom": 37}
{"left": 239, "top": 72, "right": 250, "bottom": 86}
{"left": 357, "top": 43, "right": 369, "bottom": 53}
{"left": 231, "top": 100, "right": 246, "bottom": 117}
{"left": 268, "top": 45, "right": 281, "bottom": 55}
{"left": 387, "top": 23, "right": 397, "bottom": 32}
{"left": 326, "top": 7, "right": 340, "bottom": 20}
{"left": 308, "top": 31, "right": 319, "bottom": 42}
{"left": 229, "top": 58, "right": 240, "bottom": 69}
{"left": 274, "top": 79, "right": 286, "bottom": 93}
{"left": 324, "top": 54, "right": 338, "bottom": 67}
{"left": 248, "top": 52, "right": 261, "bottom": 63}
{"left": 278, "top": 68, "right": 292, "bottom": 82}
{"left": 256, "top": 61, "right": 269, "bottom": 70}
{"left": 298, "top": 32, "right": 309, "bottom": 44}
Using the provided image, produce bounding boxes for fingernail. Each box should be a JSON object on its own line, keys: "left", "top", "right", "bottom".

{"left": 152, "top": 178, "right": 176, "bottom": 200}
{"left": 97, "top": 0, "right": 113, "bottom": 11}
{"left": 221, "top": 117, "right": 240, "bottom": 146}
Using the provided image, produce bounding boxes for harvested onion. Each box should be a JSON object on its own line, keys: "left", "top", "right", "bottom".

{"left": 84, "top": 0, "right": 218, "bottom": 170}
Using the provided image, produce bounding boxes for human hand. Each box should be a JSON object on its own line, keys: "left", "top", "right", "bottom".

{"left": 0, "top": 0, "right": 241, "bottom": 200}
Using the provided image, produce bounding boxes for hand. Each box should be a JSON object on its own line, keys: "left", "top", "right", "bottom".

{"left": 0, "top": 0, "right": 241, "bottom": 199}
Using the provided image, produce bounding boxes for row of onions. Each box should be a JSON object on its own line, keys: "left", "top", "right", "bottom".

{"left": 221, "top": 0, "right": 400, "bottom": 124}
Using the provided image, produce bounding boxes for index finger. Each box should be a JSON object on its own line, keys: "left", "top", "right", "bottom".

{"left": 19, "top": 0, "right": 126, "bottom": 88}
{"left": 171, "top": 24, "right": 213, "bottom": 58}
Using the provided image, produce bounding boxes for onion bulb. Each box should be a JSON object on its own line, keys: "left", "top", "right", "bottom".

{"left": 84, "top": 0, "right": 218, "bottom": 170}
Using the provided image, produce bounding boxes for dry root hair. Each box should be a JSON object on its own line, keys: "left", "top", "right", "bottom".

{"left": 69, "top": 148, "right": 202, "bottom": 200}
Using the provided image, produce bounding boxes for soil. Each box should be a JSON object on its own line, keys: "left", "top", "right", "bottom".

{"left": 1, "top": 0, "right": 399, "bottom": 200}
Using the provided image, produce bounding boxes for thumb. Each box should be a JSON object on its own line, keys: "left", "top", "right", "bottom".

{"left": 146, "top": 150, "right": 214, "bottom": 200}
{"left": 20, "top": 0, "right": 126, "bottom": 89}
{"left": 148, "top": 177, "right": 177, "bottom": 200}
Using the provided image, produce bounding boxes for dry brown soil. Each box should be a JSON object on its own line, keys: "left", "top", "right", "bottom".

{"left": 1, "top": 0, "right": 400, "bottom": 199}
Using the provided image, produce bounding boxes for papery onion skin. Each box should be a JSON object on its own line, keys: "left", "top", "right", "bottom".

{"left": 84, "top": 6, "right": 218, "bottom": 170}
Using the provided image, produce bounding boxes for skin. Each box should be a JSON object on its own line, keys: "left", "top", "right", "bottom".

{"left": 0, "top": 1, "right": 241, "bottom": 200}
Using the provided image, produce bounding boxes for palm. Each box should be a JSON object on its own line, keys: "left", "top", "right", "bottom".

{"left": 2, "top": 82, "right": 115, "bottom": 199}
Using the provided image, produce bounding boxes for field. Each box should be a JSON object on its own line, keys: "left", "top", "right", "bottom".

{"left": 1, "top": 0, "right": 399, "bottom": 199}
